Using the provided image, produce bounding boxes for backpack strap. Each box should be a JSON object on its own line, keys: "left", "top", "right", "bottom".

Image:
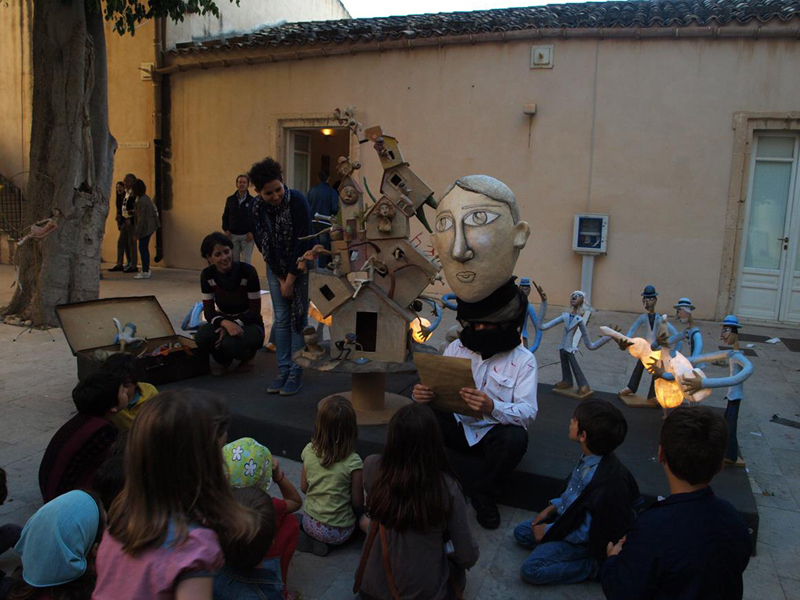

{"left": 353, "top": 520, "right": 379, "bottom": 595}
{"left": 379, "top": 524, "right": 401, "bottom": 600}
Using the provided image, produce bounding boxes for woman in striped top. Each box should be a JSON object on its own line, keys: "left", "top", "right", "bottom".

{"left": 196, "top": 232, "right": 265, "bottom": 375}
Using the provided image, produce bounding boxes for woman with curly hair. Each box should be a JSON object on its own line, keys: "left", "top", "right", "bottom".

{"left": 248, "top": 157, "right": 311, "bottom": 397}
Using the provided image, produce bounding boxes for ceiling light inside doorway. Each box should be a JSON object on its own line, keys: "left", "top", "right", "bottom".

{"left": 321, "top": 128, "right": 334, "bottom": 136}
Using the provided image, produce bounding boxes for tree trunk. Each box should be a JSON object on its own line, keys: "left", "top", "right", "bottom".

{"left": 3, "top": 0, "right": 116, "bottom": 326}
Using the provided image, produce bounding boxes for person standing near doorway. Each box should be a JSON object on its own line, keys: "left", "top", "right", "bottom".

{"left": 133, "top": 179, "right": 160, "bottom": 280}
{"left": 249, "top": 157, "right": 311, "bottom": 397}
{"left": 307, "top": 172, "right": 339, "bottom": 269}
{"left": 223, "top": 174, "right": 256, "bottom": 264}
{"left": 109, "top": 173, "right": 138, "bottom": 273}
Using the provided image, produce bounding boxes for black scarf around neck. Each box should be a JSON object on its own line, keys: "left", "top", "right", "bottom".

{"left": 456, "top": 278, "right": 527, "bottom": 359}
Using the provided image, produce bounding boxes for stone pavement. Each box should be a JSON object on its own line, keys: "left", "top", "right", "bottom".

{"left": 0, "top": 263, "right": 798, "bottom": 599}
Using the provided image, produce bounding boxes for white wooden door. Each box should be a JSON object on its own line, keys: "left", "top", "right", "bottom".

{"left": 737, "top": 134, "right": 800, "bottom": 322}
{"left": 287, "top": 131, "right": 310, "bottom": 194}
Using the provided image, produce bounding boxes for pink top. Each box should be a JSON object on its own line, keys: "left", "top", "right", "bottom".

{"left": 92, "top": 524, "right": 223, "bottom": 599}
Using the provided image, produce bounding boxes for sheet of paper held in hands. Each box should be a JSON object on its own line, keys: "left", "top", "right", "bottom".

{"left": 415, "top": 353, "right": 483, "bottom": 419}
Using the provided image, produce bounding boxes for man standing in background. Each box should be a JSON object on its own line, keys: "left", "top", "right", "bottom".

{"left": 223, "top": 174, "right": 256, "bottom": 264}
{"left": 307, "top": 172, "right": 339, "bottom": 269}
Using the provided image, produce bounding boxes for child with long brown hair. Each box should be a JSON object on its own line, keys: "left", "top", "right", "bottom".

{"left": 355, "top": 402, "right": 479, "bottom": 600}
{"left": 92, "top": 390, "right": 260, "bottom": 600}
{"left": 299, "top": 395, "right": 363, "bottom": 556}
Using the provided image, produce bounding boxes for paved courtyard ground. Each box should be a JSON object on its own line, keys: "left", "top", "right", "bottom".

{"left": 0, "top": 263, "right": 798, "bottom": 599}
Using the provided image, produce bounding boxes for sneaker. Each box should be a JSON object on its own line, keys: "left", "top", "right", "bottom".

{"left": 267, "top": 372, "right": 289, "bottom": 394}
{"left": 123, "top": 266, "right": 138, "bottom": 273}
{"left": 554, "top": 381, "right": 572, "bottom": 389}
{"left": 297, "top": 530, "right": 329, "bottom": 557}
{"left": 473, "top": 495, "right": 501, "bottom": 530}
{"left": 108, "top": 265, "right": 124, "bottom": 272}
{"left": 134, "top": 271, "right": 151, "bottom": 279}
{"left": 280, "top": 375, "right": 303, "bottom": 396}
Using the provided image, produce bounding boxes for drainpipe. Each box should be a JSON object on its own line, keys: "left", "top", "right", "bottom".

{"left": 153, "top": 17, "right": 165, "bottom": 264}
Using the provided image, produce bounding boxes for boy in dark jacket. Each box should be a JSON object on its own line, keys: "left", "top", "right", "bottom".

{"left": 513, "top": 399, "right": 640, "bottom": 585}
{"left": 601, "top": 406, "right": 751, "bottom": 599}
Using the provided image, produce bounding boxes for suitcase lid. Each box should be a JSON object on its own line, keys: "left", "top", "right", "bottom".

{"left": 55, "top": 296, "right": 176, "bottom": 355}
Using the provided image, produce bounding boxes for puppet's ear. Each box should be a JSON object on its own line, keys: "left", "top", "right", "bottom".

{"left": 513, "top": 221, "right": 530, "bottom": 250}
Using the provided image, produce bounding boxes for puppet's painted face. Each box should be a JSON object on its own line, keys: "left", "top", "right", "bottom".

{"left": 433, "top": 186, "right": 529, "bottom": 302}
{"left": 570, "top": 293, "right": 585, "bottom": 308}
{"left": 642, "top": 296, "right": 658, "bottom": 313}
{"left": 676, "top": 307, "right": 691, "bottom": 324}
{"left": 721, "top": 326, "right": 738, "bottom": 345}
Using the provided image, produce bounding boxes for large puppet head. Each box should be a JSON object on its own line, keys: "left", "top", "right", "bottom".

{"left": 433, "top": 175, "right": 530, "bottom": 303}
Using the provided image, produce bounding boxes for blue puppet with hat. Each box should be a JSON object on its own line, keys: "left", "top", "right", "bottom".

{"left": 658, "top": 297, "right": 705, "bottom": 381}
{"left": 679, "top": 314, "right": 753, "bottom": 465}
{"left": 619, "top": 285, "right": 678, "bottom": 400}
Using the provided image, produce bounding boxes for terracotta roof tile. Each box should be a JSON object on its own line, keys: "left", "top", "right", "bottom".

{"left": 171, "top": 0, "right": 800, "bottom": 53}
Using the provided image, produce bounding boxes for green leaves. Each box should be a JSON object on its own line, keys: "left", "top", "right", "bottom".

{"left": 86, "top": 0, "right": 241, "bottom": 36}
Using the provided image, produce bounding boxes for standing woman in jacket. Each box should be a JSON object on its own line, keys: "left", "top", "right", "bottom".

{"left": 248, "top": 157, "right": 311, "bottom": 397}
{"left": 133, "top": 179, "right": 160, "bottom": 280}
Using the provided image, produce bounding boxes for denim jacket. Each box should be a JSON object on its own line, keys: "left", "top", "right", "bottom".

{"left": 213, "top": 556, "right": 284, "bottom": 600}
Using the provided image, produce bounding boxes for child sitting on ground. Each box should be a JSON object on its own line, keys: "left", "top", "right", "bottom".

{"left": 101, "top": 352, "right": 159, "bottom": 431}
{"left": 214, "top": 487, "right": 284, "bottom": 600}
{"left": 223, "top": 437, "right": 302, "bottom": 595}
{"left": 513, "top": 399, "right": 641, "bottom": 585}
{"left": 299, "top": 395, "right": 363, "bottom": 556}
{"left": 38, "top": 372, "right": 125, "bottom": 503}
{"left": 92, "top": 390, "right": 260, "bottom": 600}
{"left": 8, "top": 489, "right": 106, "bottom": 600}
{"left": 601, "top": 406, "right": 752, "bottom": 599}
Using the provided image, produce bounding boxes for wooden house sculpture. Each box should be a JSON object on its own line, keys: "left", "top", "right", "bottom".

{"left": 308, "top": 108, "right": 440, "bottom": 365}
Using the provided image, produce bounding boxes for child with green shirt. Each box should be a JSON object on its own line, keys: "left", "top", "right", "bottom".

{"left": 299, "top": 395, "right": 363, "bottom": 556}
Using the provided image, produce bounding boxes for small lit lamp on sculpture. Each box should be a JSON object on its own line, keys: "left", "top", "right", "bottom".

{"left": 600, "top": 316, "right": 712, "bottom": 416}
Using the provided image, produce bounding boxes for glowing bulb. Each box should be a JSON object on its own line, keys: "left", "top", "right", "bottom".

{"left": 321, "top": 128, "right": 334, "bottom": 136}
{"left": 410, "top": 318, "right": 432, "bottom": 343}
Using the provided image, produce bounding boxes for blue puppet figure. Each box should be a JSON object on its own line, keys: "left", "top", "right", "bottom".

{"left": 518, "top": 277, "right": 545, "bottom": 353}
{"left": 681, "top": 315, "right": 753, "bottom": 465}
{"left": 659, "top": 297, "right": 704, "bottom": 381}
{"left": 619, "top": 285, "right": 677, "bottom": 400}
{"left": 540, "top": 290, "right": 613, "bottom": 397}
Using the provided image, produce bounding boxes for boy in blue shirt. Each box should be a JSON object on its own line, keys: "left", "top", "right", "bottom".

{"left": 601, "top": 406, "right": 751, "bottom": 599}
{"left": 513, "top": 400, "right": 640, "bottom": 585}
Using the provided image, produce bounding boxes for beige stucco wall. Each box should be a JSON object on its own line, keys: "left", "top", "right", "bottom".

{"left": 165, "top": 0, "right": 351, "bottom": 50}
{"left": 0, "top": 0, "right": 33, "bottom": 188}
{"left": 102, "top": 19, "right": 157, "bottom": 266}
{"left": 161, "top": 28, "right": 800, "bottom": 318}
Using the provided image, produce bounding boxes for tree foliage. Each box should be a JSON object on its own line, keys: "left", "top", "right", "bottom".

{"left": 87, "top": 0, "right": 240, "bottom": 36}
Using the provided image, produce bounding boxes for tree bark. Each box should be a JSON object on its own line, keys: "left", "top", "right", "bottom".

{"left": 4, "top": 0, "right": 116, "bottom": 325}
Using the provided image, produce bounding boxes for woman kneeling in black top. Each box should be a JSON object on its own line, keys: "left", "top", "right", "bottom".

{"left": 196, "top": 232, "right": 265, "bottom": 375}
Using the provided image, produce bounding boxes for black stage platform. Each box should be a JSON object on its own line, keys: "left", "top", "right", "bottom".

{"left": 168, "top": 352, "right": 758, "bottom": 548}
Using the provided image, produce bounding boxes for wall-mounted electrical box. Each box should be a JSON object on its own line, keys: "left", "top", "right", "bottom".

{"left": 572, "top": 213, "right": 609, "bottom": 254}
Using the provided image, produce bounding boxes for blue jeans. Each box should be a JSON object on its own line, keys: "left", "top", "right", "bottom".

{"left": 513, "top": 519, "right": 597, "bottom": 585}
{"left": 138, "top": 233, "right": 152, "bottom": 272}
{"left": 266, "top": 269, "right": 308, "bottom": 377}
{"left": 213, "top": 557, "right": 283, "bottom": 600}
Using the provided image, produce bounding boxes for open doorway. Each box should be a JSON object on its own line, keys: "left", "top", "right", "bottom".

{"left": 285, "top": 127, "right": 351, "bottom": 196}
